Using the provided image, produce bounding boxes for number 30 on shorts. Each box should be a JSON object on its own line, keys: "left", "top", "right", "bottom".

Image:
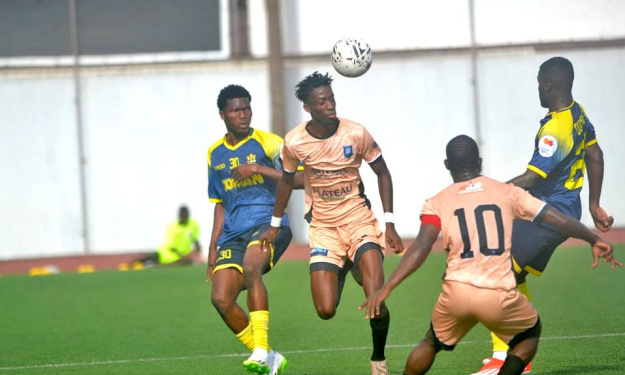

{"left": 217, "top": 249, "right": 232, "bottom": 261}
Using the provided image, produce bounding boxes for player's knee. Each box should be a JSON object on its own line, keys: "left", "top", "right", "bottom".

{"left": 211, "top": 291, "right": 235, "bottom": 312}
{"left": 315, "top": 305, "right": 336, "bottom": 320}
{"left": 242, "top": 266, "right": 262, "bottom": 285}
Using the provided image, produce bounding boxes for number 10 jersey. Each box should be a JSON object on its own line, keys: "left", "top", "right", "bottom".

{"left": 420, "top": 176, "right": 547, "bottom": 291}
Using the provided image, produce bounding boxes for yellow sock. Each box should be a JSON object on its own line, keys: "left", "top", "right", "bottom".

{"left": 491, "top": 331, "right": 509, "bottom": 353}
{"left": 250, "top": 310, "right": 270, "bottom": 351}
{"left": 235, "top": 323, "right": 255, "bottom": 352}
{"left": 517, "top": 281, "right": 532, "bottom": 300}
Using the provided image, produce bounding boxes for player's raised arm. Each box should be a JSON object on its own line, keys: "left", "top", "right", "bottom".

{"left": 585, "top": 143, "right": 614, "bottom": 232}
{"left": 369, "top": 156, "right": 404, "bottom": 253}
{"left": 359, "top": 223, "right": 440, "bottom": 319}
{"left": 540, "top": 205, "right": 621, "bottom": 269}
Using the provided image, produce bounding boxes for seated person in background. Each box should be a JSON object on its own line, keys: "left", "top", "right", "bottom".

{"left": 135, "top": 205, "right": 201, "bottom": 267}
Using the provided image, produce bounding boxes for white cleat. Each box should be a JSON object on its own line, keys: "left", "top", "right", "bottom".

{"left": 243, "top": 348, "right": 270, "bottom": 374}
{"left": 268, "top": 350, "right": 288, "bottom": 375}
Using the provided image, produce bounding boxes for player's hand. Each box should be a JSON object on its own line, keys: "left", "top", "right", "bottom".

{"left": 231, "top": 164, "right": 258, "bottom": 181}
{"left": 260, "top": 227, "right": 279, "bottom": 253}
{"left": 590, "top": 206, "right": 614, "bottom": 232}
{"left": 590, "top": 241, "right": 622, "bottom": 269}
{"left": 358, "top": 286, "right": 391, "bottom": 319}
{"left": 206, "top": 263, "right": 215, "bottom": 283}
{"left": 385, "top": 224, "right": 404, "bottom": 254}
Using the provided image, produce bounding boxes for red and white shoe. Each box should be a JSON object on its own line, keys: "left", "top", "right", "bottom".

{"left": 470, "top": 357, "right": 532, "bottom": 374}
{"left": 470, "top": 358, "right": 504, "bottom": 375}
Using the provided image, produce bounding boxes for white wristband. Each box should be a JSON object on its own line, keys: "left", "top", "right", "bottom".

{"left": 384, "top": 212, "right": 394, "bottom": 224}
{"left": 270, "top": 215, "right": 283, "bottom": 228}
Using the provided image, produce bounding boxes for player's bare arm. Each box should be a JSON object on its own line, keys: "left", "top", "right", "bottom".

{"left": 359, "top": 224, "right": 440, "bottom": 319}
{"left": 585, "top": 143, "right": 614, "bottom": 232}
{"left": 206, "top": 202, "right": 225, "bottom": 282}
{"left": 369, "top": 156, "right": 404, "bottom": 253}
{"left": 231, "top": 164, "right": 305, "bottom": 189}
{"left": 259, "top": 170, "right": 296, "bottom": 252}
{"left": 541, "top": 205, "right": 622, "bottom": 269}
{"left": 507, "top": 169, "right": 542, "bottom": 190}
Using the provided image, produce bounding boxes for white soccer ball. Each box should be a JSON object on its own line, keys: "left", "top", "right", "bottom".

{"left": 331, "top": 38, "right": 373, "bottom": 78}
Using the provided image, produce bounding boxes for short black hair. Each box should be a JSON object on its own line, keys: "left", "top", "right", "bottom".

{"left": 539, "top": 57, "right": 574, "bottom": 91}
{"left": 295, "top": 71, "right": 333, "bottom": 103}
{"left": 217, "top": 84, "right": 251, "bottom": 111}
{"left": 178, "top": 205, "right": 189, "bottom": 216}
{"left": 446, "top": 135, "right": 480, "bottom": 172}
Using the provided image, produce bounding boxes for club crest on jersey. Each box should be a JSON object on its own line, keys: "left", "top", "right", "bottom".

{"left": 459, "top": 181, "right": 484, "bottom": 195}
{"left": 538, "top": 135, "right": 557, "bottom": 157}
{"left": 311, "top": 247, "right": 328, "bottom": 257}
{"left": 343, "top": 145, "right": 353, "bottom": 158}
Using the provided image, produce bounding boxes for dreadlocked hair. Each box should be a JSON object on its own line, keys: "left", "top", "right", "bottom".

{"left": 295, "top": 71, "right": 333, "bottom": 103}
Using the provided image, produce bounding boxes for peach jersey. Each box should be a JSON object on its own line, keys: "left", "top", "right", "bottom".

{"left": 282, "top": 118, "right": 382, "bottom": 227}
{"left": 421, "top": 176, "right": 547, "bottom": 291}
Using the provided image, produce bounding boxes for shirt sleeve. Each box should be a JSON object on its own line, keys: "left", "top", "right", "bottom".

{"left": 208, "top": 165, "right": 222, "bottom": 203}
{"left": 419, "top": 197, "right": 441, "bottom": 229}
{"left": 510, "top": 185, "right": 547, "bottom": 222}
{"left": 586, "top": 120, "right": 597, "bottom": 147}
{"left": 527, "top": 118, "right": 574, "bottom": 178}
{"left": 281, "top": 141, "right": 300, "bottom": 173}
{"left": 360, "top": 126, "right": 382, "bottom": 164}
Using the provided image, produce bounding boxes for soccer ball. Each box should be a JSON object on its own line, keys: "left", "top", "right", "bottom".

{"left": 331, "top": 38, "right": 373, "bottom": 78}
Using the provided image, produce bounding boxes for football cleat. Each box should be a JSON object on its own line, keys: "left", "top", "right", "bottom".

{"left": 470, "top": 357, "right": 503, "bottom": 375}
{"left": 470, "top": 357, "right": 532, "bottom": 374}
{"left": 370, "top": 359, "right": 389, "bottom": 375}
{"left": 269, "top": 350, "right": 288, "bottom": 375}
{"left": 523, "top": 361, "right": 532, "bottom": 374}
{"left": 243, "top": 349, "right": 270, "bottom": 374}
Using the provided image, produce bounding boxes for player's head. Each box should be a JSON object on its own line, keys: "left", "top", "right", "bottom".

{"left": 217, "top": 84, "right": 253, "bottom": 139}
{"left": 537, "top": 57, "right": 574, "bottom": 108}
{"left": 178, "top": 205, "right": 189, "bottom": 225}
{"left": 444, "top": 135, "right": 481, "bottom": 179}
{"left": 295, "top": 72, "right": 337, "bottom": 125}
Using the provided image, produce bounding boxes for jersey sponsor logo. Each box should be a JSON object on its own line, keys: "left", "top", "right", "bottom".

{"left": 458, "top": 181, "right": 484, "bottom": 195}
{"left": 222, "top": 174, "right": 265, "bottom": 191}
{"left": 312, "top": 184, "right": 353, "bottom": 201}
{"left": 343, "top": 145, "right": 353, "bottom": 158}
{"left": 214, "top": 163, "right": 226, "bottom": 171}
{"left": 310, "top": 247, "right": 328, "bottom": 257}
{"left": 310, "top": 167, "right": 349, "bottom": 178}
{"left": 573, "top": 115, "right": 586, "bottom": 135}
{"left": 538, "top": 135, "right": 557, "bottom": 157}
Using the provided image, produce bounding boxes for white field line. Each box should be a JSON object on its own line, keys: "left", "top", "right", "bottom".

{"left": 1, "top": 332, "right": 624, "bottom": 372}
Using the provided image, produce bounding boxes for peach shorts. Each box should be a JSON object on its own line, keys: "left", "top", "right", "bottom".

{"left": 431, "top": 280, "right": 538, "bottom": 348}
{"left": 308, "top": 217, "right": 385, "bottom": 270}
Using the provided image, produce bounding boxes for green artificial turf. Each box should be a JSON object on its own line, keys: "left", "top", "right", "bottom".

{"left": 0, "top": 245, "right": 623, "bottom": 374}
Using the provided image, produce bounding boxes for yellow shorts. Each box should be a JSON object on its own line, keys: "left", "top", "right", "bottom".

{"left": 308, "top": 217, "right": 385, "bottom": 269}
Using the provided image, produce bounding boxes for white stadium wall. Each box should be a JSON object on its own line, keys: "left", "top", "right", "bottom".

{"left": 0, "top": 0, "right": 624, "bottom": 259}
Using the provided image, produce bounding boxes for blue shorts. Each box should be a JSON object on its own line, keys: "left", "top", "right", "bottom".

{"left": 510, "top": 219, "right": 567, "bottom": 277}
{"left": 214, "top": 224, "right": 292, "bottom": 274}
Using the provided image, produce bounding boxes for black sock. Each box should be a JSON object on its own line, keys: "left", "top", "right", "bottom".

{"left": 499, "top": 355, "right": 526, "bottom": 375}
{"left": 370, "top": 310, "right": 390, "bottom": 361}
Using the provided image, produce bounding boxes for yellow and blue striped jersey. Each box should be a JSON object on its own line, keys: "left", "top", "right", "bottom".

{"left": 207, "top": 128, "right": 289, "bottom": 245}
{"left": 527, "top": 101, "right": 597, "bottom": 220}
